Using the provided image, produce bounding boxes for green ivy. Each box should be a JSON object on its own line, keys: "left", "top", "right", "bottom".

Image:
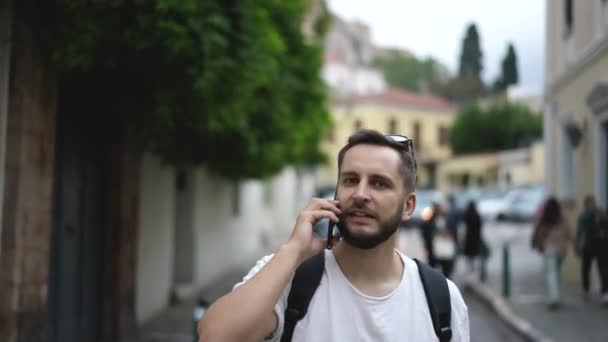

{"left": 52, "top": 0, "right": 331, "bottom": 179}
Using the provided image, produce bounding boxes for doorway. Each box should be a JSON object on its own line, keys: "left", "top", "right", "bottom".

{"left": 48, "top": 93, "right": 108, "bottom": 342}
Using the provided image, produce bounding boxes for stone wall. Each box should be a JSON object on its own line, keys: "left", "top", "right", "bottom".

{"left": 0, "top": 1, "right": 57, "bottom": 340}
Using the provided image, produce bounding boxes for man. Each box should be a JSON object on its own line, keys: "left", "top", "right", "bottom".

{"left": 198, "top": 130, "right": 470, "bottom": 341}
{"left": 445, "top": 195, "right": 462, "bottom": 252}
{"left": 576, "top": 195, "right": 608, "bottom": 302}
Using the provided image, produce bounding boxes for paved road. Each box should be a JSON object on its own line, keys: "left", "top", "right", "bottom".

{"left": 464, "top": 290, "right": 526, "bottom": 342}
{"left": 480, "top": 221, "right": 608, "bottom": 342}
{"left": 397, "top": 228, "right": 527, "bottom": 342}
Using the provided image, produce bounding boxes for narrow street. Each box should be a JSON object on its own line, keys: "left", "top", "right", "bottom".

{"left": 465, "top": 291, "right": 525, "bottom": 342}
{"left": 398, "top": 228, "right": 527, "bottom": 341}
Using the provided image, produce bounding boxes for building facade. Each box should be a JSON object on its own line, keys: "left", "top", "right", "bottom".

{"left": 545, "top": 1, "right": 608, "bottom": 210}
{"left": 316, "top": 88, "right": 454, "bottom": 191}
{"left": 545, "top": 1, "right": 608, "bottom": 281}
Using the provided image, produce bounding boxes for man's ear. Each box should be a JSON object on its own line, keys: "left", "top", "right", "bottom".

{"left": 401, "top": 192, "right": 416, "bottom": 221}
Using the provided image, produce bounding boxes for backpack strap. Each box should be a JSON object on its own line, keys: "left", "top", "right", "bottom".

{"left": 280, "top": 251, "right": 325, "bottom": 342}
{"left": 414, "top": 258, "right": 452, "bottom": 342}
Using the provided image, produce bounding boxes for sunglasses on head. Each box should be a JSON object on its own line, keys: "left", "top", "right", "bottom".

{"left": 385, "top": 134, "right": 414, "bottom": 152}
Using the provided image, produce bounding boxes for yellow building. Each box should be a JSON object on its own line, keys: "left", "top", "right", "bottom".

{"left": 436, "top": 141, "right": 544, "bottom": 193}
{"left": 436, "top": 153, "right": 498, "bottom": 192}
{"left": 315, "top": 88, "right": 455, "bottom": 191}
{"left": 544, "top": 1, "right": 608, "bottom": 282}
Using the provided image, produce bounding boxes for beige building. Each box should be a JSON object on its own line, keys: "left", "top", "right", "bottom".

{"left": 316, "top": 88, "right": 455, "bottom": 191}
{"left": 436, "top": 153, "right": 498, "bottom": 192}
{"left": 545, "top": 1, "right": 608, "bottom": 281}
{"left": 436, "top": 141, "right": 544, "bottom": 194}
{"left": 545, "top": 1, "right": 608, "bottom": 213}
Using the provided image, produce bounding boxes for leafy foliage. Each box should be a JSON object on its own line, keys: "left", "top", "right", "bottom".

{"left": 52, "top": 0, "right": 331, "bottom": 179}
{"left": 449, "top": 101, "right": 542, "bottom": 155}
{"left": 493, "top": 42, "right": 519, "bottom": 92}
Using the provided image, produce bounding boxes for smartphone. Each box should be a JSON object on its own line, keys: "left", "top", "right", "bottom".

{"left": 326, "top": 189, "right": 341, "bottom": 249}
{"left": 312, "top": 190, "right": 340, "bottom": 249}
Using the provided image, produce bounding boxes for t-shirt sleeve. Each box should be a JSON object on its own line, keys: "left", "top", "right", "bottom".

{"left": 232, "top": 254, "right": 292, "bottom": 342}
{"left": 447, "top": 280, "right": 470, "bottom": 342}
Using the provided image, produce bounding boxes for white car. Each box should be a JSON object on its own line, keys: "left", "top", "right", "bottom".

{"left": 478, "top": 188, "right": 524, "bottom": 222}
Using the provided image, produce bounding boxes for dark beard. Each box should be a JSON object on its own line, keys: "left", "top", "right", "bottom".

{"left": 337, "top": 200, "right": 404, "bottom": 250}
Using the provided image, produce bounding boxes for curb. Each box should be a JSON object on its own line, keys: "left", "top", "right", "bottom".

{"left": 464, "top": 278, "right": 553, "bottom": 342}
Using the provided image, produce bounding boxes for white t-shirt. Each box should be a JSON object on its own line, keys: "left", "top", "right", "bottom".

{"left": 234, "top": 249, "right": 470, "bottom": 342}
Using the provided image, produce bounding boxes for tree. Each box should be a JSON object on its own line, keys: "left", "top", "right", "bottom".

{"left": 458, "top": 23, "right": 483, "bottom": 79}
{"left": 438, "top": 23, "right": 487, "bottom": 103}
{"left": 493, "top": 42, "right": 519, "bottom": 92}
{"left": 449, "top": 101, "right": 542, "bottom": 155}
{"left": 51, "top": 0, "right": 331, "bottom": 180}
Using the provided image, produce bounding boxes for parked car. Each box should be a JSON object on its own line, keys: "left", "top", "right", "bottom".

{"left": 477, "top": 188, "right": 512, "bottom": 222}
{"left": 500, "top": 185, "right": 545, "bottom": 223}
{"left": 450, "top": 187, "right": 484, "bottom": 212}
{"left": 405, "top": 189, "right": 446, "bottom": 228}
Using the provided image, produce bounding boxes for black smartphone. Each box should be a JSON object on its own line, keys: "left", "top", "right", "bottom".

{"left": 312, "top": 189, "right": 340, "bottom": 249}
{"left": 327, "top": 189, "right": 340, "bottom": 249}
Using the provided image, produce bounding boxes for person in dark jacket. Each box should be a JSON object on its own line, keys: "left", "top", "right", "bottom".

{"left": 420, "top": 202, "right": 456, "bottom": 277}
{"left": 420, "top": 202, "right": 441, "bottom": 268}
{"left": 576, "top": 195, "right": 608, "bottom": 303}
{"left": 445, "top": 195, "right": 462, "bottom": 253}
{"left": 463, "top": 201, "right": 482, "bottom": 271}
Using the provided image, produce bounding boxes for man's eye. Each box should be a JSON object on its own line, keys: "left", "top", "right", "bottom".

{"left": 372, "top": 180, "right": 388, "bottom": 189}
{"left": 343, "top": 178, "right": 357, "bottom": 185}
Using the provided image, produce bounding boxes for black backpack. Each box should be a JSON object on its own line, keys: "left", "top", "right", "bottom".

{"left": 280, "top": 252, "right": 452, "bottom": 342}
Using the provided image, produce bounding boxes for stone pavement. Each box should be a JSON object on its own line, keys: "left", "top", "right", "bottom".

{"left": 136, "top": 223, "right": 608, "bottom": 342}
{"left": 468, "top": 221, "right": 608, "bottom": 342}
{"left": 136, "top": 266, "right": 252, "bottom": 342}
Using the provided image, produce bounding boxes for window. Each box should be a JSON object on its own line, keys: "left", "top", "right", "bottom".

{"left": 413, "top": 121, "right": 421, "bottom": 152}
{"left": 176, "top": 168, "right": 188, "bottom": 191}
{"left": 564, "top": 0, "right": 574, "bottom": 37}
{"left": 387, "top": 118, "right": 398, "bottom": 134}
{"left": 558, "top": 124, "right": 575, "bottom": 199}
{"left": 354, "top": 119, "right": 363, "bottom": 132}
{"left": 438, "top": 126, "right": 449, "bottom": 146}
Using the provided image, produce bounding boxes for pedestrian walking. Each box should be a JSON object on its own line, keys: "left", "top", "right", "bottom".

{"left": 531, "top": 197, "right": 572, "bottom": 310}
{"left": 420, "top": 202, "right": 457, "bottom": 277}
{"left": 197, "top": 129, "right": 470, "bottom": 341}
{"left": 420, "top": 202, "right": 441, "bottom": 268}
{"left": 445, "top": 195, "right": 462, "bottom": 253}
{"left": 576, "top": 195, "right": 608, "bottom": 304}
{"left": 463, "top": 201, "right": 483, "bottom": 272}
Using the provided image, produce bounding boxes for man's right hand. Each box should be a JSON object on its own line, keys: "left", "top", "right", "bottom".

{"left": 198, "top": 199, "right": 341, "bottom": 342}
{"left": 286, "top": 198, "right": 342, "bottom": 264}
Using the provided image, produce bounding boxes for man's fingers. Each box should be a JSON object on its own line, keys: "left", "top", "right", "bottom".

{"left": 305, "top": 198, "right": 342, "bottom": 215}
{"left": 307, "top": 210, "right": 340, "bottom": 224}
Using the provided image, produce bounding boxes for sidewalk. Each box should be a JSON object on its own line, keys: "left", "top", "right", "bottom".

{"left": 136, "top": 265, "right": 252, "bottom": 342}
{"left": 466, "top": 222, "right": 608, "bottom": 342}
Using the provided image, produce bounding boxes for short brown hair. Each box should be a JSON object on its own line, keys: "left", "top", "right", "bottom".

{"left": 337, "top": 129, "right": 417, "bottom": 192}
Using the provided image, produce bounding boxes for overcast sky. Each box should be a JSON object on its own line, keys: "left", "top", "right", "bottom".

{"left": 327, "top": 0, "right": 546, "bottom": 96}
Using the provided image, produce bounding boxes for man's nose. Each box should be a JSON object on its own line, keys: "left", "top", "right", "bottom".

{"left": 352, "top": 181, "right": 371, "bottom": 202}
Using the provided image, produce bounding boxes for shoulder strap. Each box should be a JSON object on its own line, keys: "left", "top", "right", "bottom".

{"left": 414, "top": 258, "right": 452, "bottom": 342}
{"left": 280, "top": 251, "right": 325, "bottom": 342}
